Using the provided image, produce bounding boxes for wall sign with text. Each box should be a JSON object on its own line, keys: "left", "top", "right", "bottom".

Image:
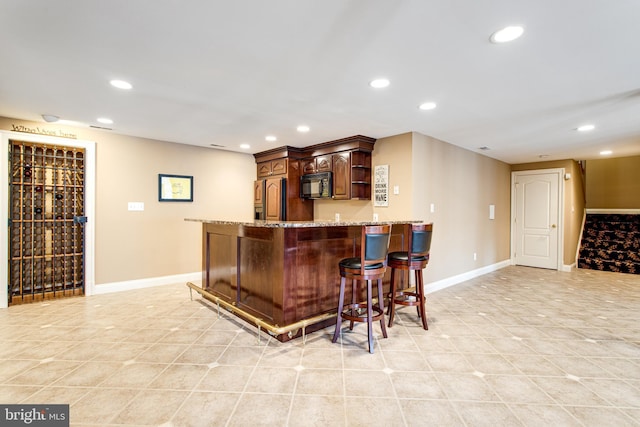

{"left": 374, "top": 165, "right": 389, "bottom": 207}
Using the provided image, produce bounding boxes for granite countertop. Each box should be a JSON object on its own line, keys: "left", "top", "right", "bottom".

{"left": 185, "top": 218, "right": 421, "bottom": 228}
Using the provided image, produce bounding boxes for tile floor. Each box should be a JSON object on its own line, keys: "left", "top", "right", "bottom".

{"left": 1, "top": 266, "right": 639, "bottom": 426}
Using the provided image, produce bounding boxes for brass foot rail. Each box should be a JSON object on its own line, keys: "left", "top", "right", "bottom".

{"left": 186, "top": 282, "right": 337, "bottom": 345}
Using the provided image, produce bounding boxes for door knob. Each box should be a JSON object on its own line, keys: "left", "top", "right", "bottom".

{"left": 551, "top": 224, "right": 557, "bottom": 228}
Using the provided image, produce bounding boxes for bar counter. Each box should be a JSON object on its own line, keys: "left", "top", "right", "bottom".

{"left": 185, "top": 218, "right": 416, "bottom": 341}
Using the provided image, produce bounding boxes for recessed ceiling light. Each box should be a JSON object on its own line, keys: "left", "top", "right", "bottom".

{"left": 490, "top": 26, "right": 524, "bottom": 43}
{"left": 240, "top": 143, "right": 250, "bottom": 149}
{"left": 110, "top": 79, "right": 132, "bottom": 90}
{"left": 97, "top": 117, "right": 113, "bottom": 125}
{"left": 600, "top": 150, "right": 612, "bottom": 155}
{"left": 369, "top": 78, "right": 390, "bottom": 89}
{"left": 265, "top": 135, "right": 277, "bottom": 142}
{"left": 42, "top": 114, "right": 59, "bottom": 123}
{"left": 297, "top": 125, "right": 310, "bottom": 133}
{"left": 418, "top": 102, "right": 437, "bottom": 111}
{"left": 577, "top": 124, "right": 595, "bottom": 132}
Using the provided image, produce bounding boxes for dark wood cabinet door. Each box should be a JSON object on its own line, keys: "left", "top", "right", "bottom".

{"left": 257, "top": 162, "right": 272, "bottom": 178}
{"left": 254, "top": 180, "right": 264, "bottom": 205}
{"left": 302, "top": 159, "right": 316, "bottom": 175}
{"left": 265, "top": 178, "right": 283, "bottom": 220}
{"left": 316, "top": 155, "right": 332, "bottom": 172}
{"left": 332, "top": 153, "right": 350, "bottom": 199}
{"left": 271, "top": 158, "right": 287, "bottom": 175}
{"left": 238, "top": 229, "right": 275, "bottom": 321}
{"left": 257, "top": 159, "right": 288, "bottom": 178}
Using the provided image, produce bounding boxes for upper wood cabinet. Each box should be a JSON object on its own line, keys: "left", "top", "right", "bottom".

{"left": 301, "top": 159, "right": 316, "bottom": 175}
{"left": 301, "top": 155, "right": 331, "bottom": 175}
{"left": 254, "top": 147, "right": 314, "bottom": 221}
{"left": 302, "top": 155, "right": 333, "bottom": 175}
{"left": 301, "top": 151, "right": 371, "bottom": 200}
{"left": 264, "top": 178, "right": 284, "bottom": 221}
{"left": 254, "top": 136, "right": 375, "bottom": 213}
{"left": 332, "top": 153, "right": 350, "bottom": 200}
{"left": 349, "top": 150, "right": 372, "bottom": 200}
{"left": 253, "top": 180, "right": 264, "bottom": 205}
{"left": 257, "top": 158, "right": 288, "bottom": 178}
{"left": 316, "top": 155, "right": 332, "bottom": 172}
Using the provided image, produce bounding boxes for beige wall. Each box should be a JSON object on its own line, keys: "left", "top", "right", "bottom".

{"left": 1, "top": 117, "right": 256, "bottom": 286}
{"left": 316, "top": 131, "right": 512, "bottom": 283}
{"left": 2, "top": 116, "right": 513, "bottom": 291}
{"left": 585, "top": 155, "right": 640, "bottom": 209}
{"left": 412, "top": 133, "right": 512, "bottom": 282}
{"left": 511, "top": 159, "right": 586, "bottom": 265}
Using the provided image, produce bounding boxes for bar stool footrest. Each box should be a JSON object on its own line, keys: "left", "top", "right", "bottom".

{"left": 391, "top": 290, "right": 422, "bottom": 307}
{"left": 340, "top": 303, "right": 385, "bottom": 323}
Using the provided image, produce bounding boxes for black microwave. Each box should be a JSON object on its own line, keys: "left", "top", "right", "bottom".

{"left": 300, "top": 172, "right": 332, "bottom": 199}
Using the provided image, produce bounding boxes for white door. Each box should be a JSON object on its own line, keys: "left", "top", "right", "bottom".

{"left": 512, "top": 170, "right": 562, "bottom": 270}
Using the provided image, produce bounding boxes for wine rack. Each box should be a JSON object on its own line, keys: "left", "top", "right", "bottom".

{"left": 9, "top": 141, "right": 86, "bottom": 305}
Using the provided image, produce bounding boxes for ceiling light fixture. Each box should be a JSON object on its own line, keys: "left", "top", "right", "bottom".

{"left": 240, "top": 143, "right": 250, "bottom": 149}
{"left": 600, "top": 150, "right": 612, "bottom": 155}
{"left": 369, "top": 78, "right": 390, "bottom": 89}
{"left": 296, "top": 125, "right": 310, "bottom": 133}
{"left": 577, "top": 124, "right": 595, "bottom": 132}
{"left": 265, "top": 135, "right": 277, "bottom": 142}
{"left": 490, "top": 26, "right": 524, "bottom": 43}
{"left": 97, "top": 117, "right": 113, "bottom": 125}
{"left": 42, "top": 114, "right": 60, "bottom": 123}
{"left": 110, "top": 79, "right": 133, "bottom": 90}
{"left": 418, "top": 102, "right": 437, "bottom": 111}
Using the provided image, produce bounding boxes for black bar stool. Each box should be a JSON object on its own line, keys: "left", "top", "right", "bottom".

{"left": 387, "top": 223, "right": 433, "bottom": 330}
{"left": 332, "top": 224, "right": 391, "bottom": 353}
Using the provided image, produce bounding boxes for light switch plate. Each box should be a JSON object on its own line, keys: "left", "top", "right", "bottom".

{"left": 128, "top": 202, "right": 144, "bottom": 211}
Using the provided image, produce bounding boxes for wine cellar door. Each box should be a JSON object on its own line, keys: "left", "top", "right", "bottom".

{"left": 8, "top": 141, "right": 86, "bottom": 305}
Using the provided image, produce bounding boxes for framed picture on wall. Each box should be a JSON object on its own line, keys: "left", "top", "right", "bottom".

{"left": 158, "top": 174, "right": 193, "bottom": 202}
{"left": 374, "top": 165, "right": 389, "bottom": 207}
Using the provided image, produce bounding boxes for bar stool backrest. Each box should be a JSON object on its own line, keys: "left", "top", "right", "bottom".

{"left": 360, "top": 224, "right": 391, "bottom": 275}
{"left": 409, "top": 223, "right": 433, "bottom": 261}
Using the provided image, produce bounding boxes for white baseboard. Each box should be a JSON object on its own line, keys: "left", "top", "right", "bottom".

{"left": 91, "top": 272, "right": 201, "bottom": 295}
{"left": 562, "top": 263, "right": 575, "bottom": 272}
{"left": 586, "top": 209, "right": 640, "bottom": 214}
{"left": 424, "top": 259, "right": 511, "bottom": 295}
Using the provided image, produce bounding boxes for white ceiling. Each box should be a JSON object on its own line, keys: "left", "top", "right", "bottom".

{"left": 1, "top": 1, "right": 639, "bottom": 164}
